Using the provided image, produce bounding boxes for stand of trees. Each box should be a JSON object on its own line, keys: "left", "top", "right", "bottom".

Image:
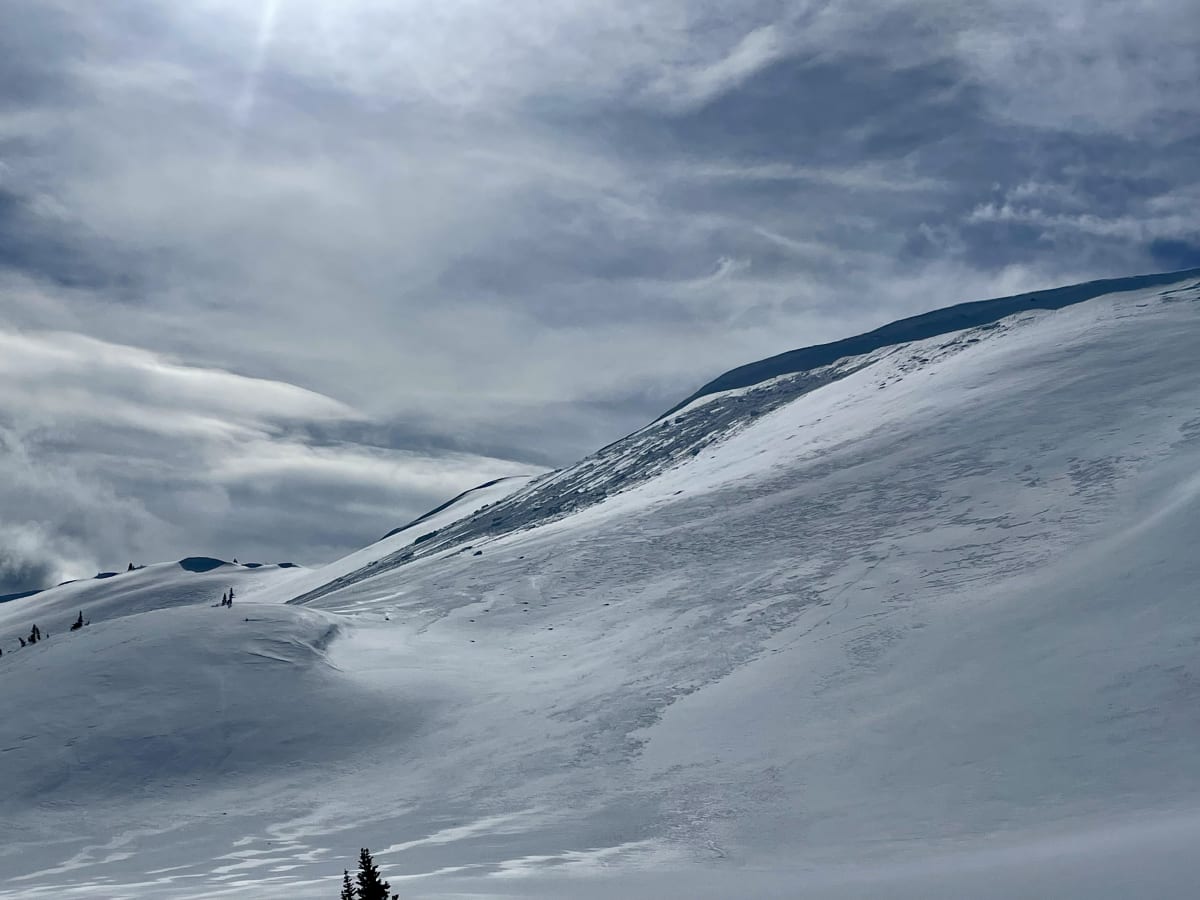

{"left": 5, "top": 612, "right": 87, "bottom": 657}
{"left": 338, "top": 848, "right": 398, "bottom": 899}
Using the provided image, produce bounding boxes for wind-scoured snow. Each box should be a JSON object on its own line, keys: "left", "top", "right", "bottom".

{"left": 0, "top": 559, "right": 307, "bottom": 637}
{"left": 3, "top": 271, "right": 1200, "bottom": 898}
{"left": 664, "top": 265, "right": 1200, "bottom": 414}
{"left": 248, "top": 475, "right": 535, "bottom": 606}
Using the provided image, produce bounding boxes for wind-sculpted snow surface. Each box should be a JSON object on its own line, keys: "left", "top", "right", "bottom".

{"left": 3, "top": 272, "right": 1200, "bottom": 898}
{"left": 251, "top": 475, "right": 536, "bottom": 606}
{"left": 288, "top": 270, "right": 1200, "bottom": 609}
{"left": 0, "top": 559, "right": 307, "bottom": 640}
{"left": 665, "top": 266, "right": 1200, "bottom": 413}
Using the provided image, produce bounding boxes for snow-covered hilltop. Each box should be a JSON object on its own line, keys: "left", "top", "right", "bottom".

{"left": 0, "top": 558, "right": 307, "bottom": 632}
{"left": 3, "top": 269, "right": 1200, "bottom": 899}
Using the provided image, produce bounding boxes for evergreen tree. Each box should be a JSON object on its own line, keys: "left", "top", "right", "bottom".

{"left": 355, "top": 847, "right": 396, "bottom": 900}
{"left": 339, "top": 869, "right": 356, "bottom": 900}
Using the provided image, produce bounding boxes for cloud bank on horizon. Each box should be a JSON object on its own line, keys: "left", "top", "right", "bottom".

{"left": 1, "top": 0, "right": 1198, "bottom": 591}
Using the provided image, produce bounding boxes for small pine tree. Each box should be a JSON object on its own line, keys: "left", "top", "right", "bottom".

{"left": 355, "top": 847, "right": 396, "bottom": 900}
{"left": 340, "top": 869, "right": 357, "bottom": 900}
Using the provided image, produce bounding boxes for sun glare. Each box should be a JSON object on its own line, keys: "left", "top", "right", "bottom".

{"left": 232, "top": 0, "right": 283, "bottom": 131}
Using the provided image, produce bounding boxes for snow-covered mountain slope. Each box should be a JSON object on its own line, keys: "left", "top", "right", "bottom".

{"left": 0, "top": 604, "right": 356, "bottom": 802}
{"left": 3, "top": 270, "right": 1200, "bottom": 899}
{"left": 0, "top": 478, "right": 534, "bottom": 636}
{"left": 0, "top": 558, "right": 306, "bottom": 639}
{"left": 286, "top": 268, "right": 1200, "bottom": 608}
{"left": 666, "top": 265, "right": 1200, "bottom": 414}
{"left": 249, "top": 475, "right": 534, "bottom": 606}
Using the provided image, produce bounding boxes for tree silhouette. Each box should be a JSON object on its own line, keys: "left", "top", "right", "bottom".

{"left": 354, "top": 847, "right": 396, "bottom": 900}
{"left": 339, "top": 869, "right": 356, "bottom": 899}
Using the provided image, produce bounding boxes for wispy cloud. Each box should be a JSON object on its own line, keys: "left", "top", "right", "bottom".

{"left": 0, "top": 329, "right": 533, "bottom": 590}
{"left": 646, "top": 24, "right": 789, "bottom": 111}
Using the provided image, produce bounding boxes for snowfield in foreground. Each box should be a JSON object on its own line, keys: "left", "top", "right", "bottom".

{"left": 3, "top": 272, "right": 1200, "bottom": 898}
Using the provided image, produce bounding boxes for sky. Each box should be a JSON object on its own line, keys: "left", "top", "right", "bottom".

{"left": 1, "top": 0, "right": 1198, "bottom": 592}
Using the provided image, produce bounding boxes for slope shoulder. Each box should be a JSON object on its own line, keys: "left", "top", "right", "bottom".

{"left": 664, "top": 267, "right": 1200, "bottom": 416}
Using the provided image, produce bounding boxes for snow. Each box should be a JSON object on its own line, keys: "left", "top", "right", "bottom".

{"left": 246, "top": 475, "right": 535, "bottom": 606}
{"left": 664, "top": 265, "right": 1200, "bottom": 415}
{"left": 3, "top": 272, "right": 1200, "bottom": 898}
{"left": 0, "top": 559, "right": 308, "bottom": 635}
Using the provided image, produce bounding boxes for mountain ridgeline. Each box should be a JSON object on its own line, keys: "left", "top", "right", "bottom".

{"left": 287, "top": 267, "right": 1200, "bottom": 607}
{"left": 664, "top": 267, "right": 1200, "bottom": 415}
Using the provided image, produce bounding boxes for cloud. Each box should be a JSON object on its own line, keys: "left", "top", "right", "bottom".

{"left": 0, "top": 330, "right": 356, "bottom": 432}
{"left": 951, "top": 0, "right": 1200, "bottom": 134}
{"left": 0, "top": 429, "right": 153, "bottom": 590}
{"left": 0, "top": 329, "right": 535, "bottom": 591}
{"left": 646, "top": 24, "right": 789, "bottom": 111}
{"left": 0, "top": 0, "right": 1195, "bottom": 580}
{"left": 0, "top": 523, "right": 69, "bottom": 596}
